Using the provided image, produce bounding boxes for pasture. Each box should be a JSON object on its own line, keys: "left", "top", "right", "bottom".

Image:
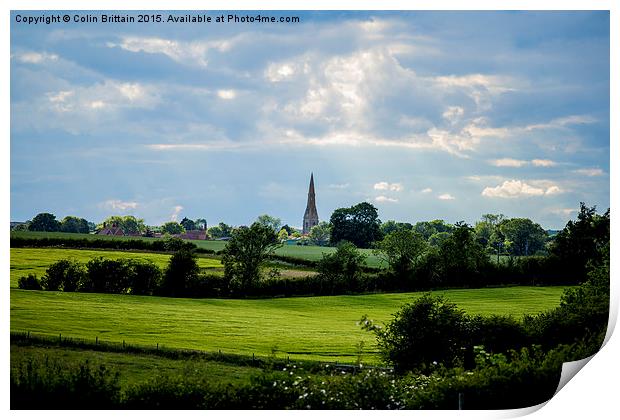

{"left": 9, "top": 248, "right": 223, "bottom": 288}
{"left": 11, "top": 231, "right": 386, "bottom": 267}
{"left": 10, "top": 286, "right": 566, "bottom": 363}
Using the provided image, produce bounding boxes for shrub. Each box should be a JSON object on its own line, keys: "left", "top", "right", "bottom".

{"left": 316, "top": 241, "right": 366, "bottom": 294}
{"left": 158, "top": 249, "right": 200, "bottom": 297}
{"left": 128, "top": 260, "right": 162, "bottom": 295}
{"left": 41, "top": 259, "right": 87, "bottom": 292}
{"left": 84, "top": 258, "right": 133, "bottom": 293}
{"left": 362, "top": 294, "right": 470, "bottom": 372}
{"left": 17, "top": 274, "right": 42, "bottom": 290}
{"left": 11, "top": 357, "right": 120, "bottom": 409}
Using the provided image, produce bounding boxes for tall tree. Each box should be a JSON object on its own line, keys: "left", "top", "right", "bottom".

{"left": 308, "top": 221, "right": 331, "bottom": 246}
{"left": 329, "top": 202, "right": 382, "bottom": 248}
{"left": 207, "top": 222, "right": 233, "bottom": 238}
{"left": 99, "top": 215, "right": 145, "bottom": 235}
{"left": 255, "top": 214, "right": 282, "bottom": 233}
{"left": 498, "top": 218, "right": 547, "bottom": 256}
{"left": 28, "top": 213, "right": 61, "bottom": 232}
{"left": 180, "top": 217, "right": 197, "bottom": 231}
{"left": 60, "top": 216, "right": 90, "bottom": 234}
{"left": 375, "top": 230, "right": 427, "bottom": 280}
{"left": 161, "top": 221, "right": 185, "bottom": 235}
{"left": 194, "top": 218, "right": 207, "bottom": 230}
{"left": 222, "top": 222, "right": 281, "bottom": 292}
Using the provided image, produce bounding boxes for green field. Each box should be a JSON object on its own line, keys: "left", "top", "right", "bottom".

{"left": 11, "top": 230, "right": 385, "bottom": 267}
{"left": 10, "top": 248, "right": 223, "bottom": 288}
{"left": 11, "top": 286, "right": 565, "bottom": 363}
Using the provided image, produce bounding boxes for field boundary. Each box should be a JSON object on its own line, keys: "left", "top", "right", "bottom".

{"left": 10, "top": 331, "right": 386, "bottom": 373}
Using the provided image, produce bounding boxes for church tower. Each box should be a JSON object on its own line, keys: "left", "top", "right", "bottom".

{"left": 302, "top": 173, "right": 319, "bottom": 234}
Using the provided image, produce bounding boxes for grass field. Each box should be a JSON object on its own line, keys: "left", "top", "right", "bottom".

{"left": 11, "top": 230, "right": 386, "bottom": 267}
{"left": 10, "top": 344, "right": 262, "bottom": 389}
{"left": 9, "top": 248, "right": 223, "bottom": 288}
{"left": 10, "top": 286, "right": 565, "bottom": 363}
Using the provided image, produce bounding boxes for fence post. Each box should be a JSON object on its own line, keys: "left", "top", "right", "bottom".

{"left": 59, "top": 333, "right": 62, "bottom": 343}
{"left": 252, "top": 353, "right": 255, "bottom": 362}
{"left": 458, "top": 392, "right": 465, "bottom": 410}
{"left": 123, "top": 340, "right": 125, "bottom": 348}
{"left": 156, "top": 343, "right": 159, "bottom": 350}
{"left": 96, "top": 336, "right": 98, "bottom": 345}
{"left": 27, "top": 331, "right": 30, "bottom": 340}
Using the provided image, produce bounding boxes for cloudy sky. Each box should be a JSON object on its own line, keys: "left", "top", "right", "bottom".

{"left": 10, "top": 11, "right": 609, "bottom": 229}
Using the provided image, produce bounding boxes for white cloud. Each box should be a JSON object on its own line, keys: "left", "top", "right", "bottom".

{"left": 375, "top": 195, "right": 398, "bottom": 203}
{"left": 217, "top": 89, "right": 237, "bottom": 100}
{"left": 421, "top": 188, "right": 432, "bottom": 193}
{"left": 442, "top": 106, "right": 464, "bottom": 124}
{"left": 481, "top": 180, "right": 563, "bottom": 198}
{"left": 531, "top": 159, "right": 557, "bottom": 167}
{"left": 328, "top": 183, "right": 350, "bottom": 189}
{"left": 101, "top": 199, "right": 139, "bottom": 211}
{"left": 374, "top": 182, "right": 403, "bottom": 191}
{"left": 438, "top": 193, "right": 455, "bottom": 200}
{"left": 170, "top": 205, "right": 184, "bottom": 221}
{"left": 573, "top": 168, "right": 604, "bottom": 177}
{"left": 525, "top": 114, "right": 597, "bottom": 131}
{"left": 490, "top": 158, "right": 528, "bottom": 167}
{"left": 14, "top": 51, "right": 59, "bottom": 64}
{"left": 550, "top": 208, "right": 577, "bottom": 217}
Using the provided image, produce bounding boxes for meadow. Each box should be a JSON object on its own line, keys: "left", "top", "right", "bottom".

{"left": 9, "top": 248, "right": 223, "bottom": 288}
{"left": 10, "top": 286, "right": 565, "bottom": 363}
{"left": 10, "top": 231, "right": 386, "bottom": 267}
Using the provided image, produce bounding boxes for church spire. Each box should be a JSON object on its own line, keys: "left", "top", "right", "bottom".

{"left": 303, "top": 173, "right": 319, "bottom": 234}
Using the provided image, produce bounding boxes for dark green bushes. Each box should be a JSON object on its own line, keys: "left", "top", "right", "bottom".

{"left": 11, "top": 357, "right": 121, "bottom": 409}
{"left": 10, "top": 235, "right": 197, "bottom": 252}
{"left": 17, "top": 274, "right": 42, "bottom": 290}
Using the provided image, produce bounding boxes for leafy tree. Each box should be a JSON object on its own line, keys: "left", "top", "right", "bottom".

{"left": 60, "top": 216, "right": 90, "bottom": 234}
{"left": 375, "top": 230, "right": 427, "bottom": 280}
{"left": 413, "top": 220, "right": 453, "bottom": 241}
{"left": 12, "top": 222, "right": 30, "bottom": 231}
{"left": 99, "top": 216, "right": 146, "bottom": 235}
{"left": 329, "top": 202, "right": 382, "bottom": 248}
{"left": 161, "top": 221, "right": 185, "bottom": 235}
{"left": 498, "top": 218, "right": 547, "bottom": 256}
{"left": 159, "top": 249, "right": 200, "bottom": 297}
{"left": 316, "top": 241, "right": 366, "bottom": 293}
{"left": 277, "top": 228, "right": 289, "bottom": 242}
{"left": 28, "top": 213, "right": 61, "bottom": 232}
{"left": 549, "top": 203, "right": 609, "bottom": 281}
{"left": 437, "top": 222, "right": 490, "bottom": 286}
{"left": 428, "top": 231, "right": 451, "bottom": 248}
{"left": 207, "top": 222, "right": 233, "bottom": 238}
{"left": 194, "top": 218, "right": 207, "bottom": 230}
{"left": 380, "top": 220, "right": 413, "bottom": 236}
{"left": 281, "top": 224, "right": 294, "bottom": 235}
{"left": 41, "top": 259, "right": 87, "bottom": 292}
{"left": 180, "top": 217, "right": 196, "bottom": 231}
{"left": 221, "top": 222, "right": 281, "bottom": 292}
{"left": 308, "top": 221, "right": 331, "bottom": 246}
{"left": 255, "top": 214, "right": 282, "bottom": 233}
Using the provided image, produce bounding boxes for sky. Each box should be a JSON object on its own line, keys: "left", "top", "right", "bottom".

{"left": 10, "top": 10, "right": 610, "bottom": 230}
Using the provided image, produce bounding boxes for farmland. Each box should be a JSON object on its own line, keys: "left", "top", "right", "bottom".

{"left": 10, "top": 230, "right": 386, "bottom": 267}
{"left": 10, "top": 286, "right": 565, "bottom": 363}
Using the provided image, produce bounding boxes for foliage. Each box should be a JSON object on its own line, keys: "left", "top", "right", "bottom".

{"left": 41, "top": 259, "right": 88, "bottom": 292}
{"left": 308, "top": 221, "right": 331, "bottom": 246}
{"left": 221, "top": 222, "right": 281, "bottom": 292}
{"left": 380, "top": 220, "right": 413, "bottom": 236}
{"left": 548, "top": 202, "right": 609, "bottom": 281}
{"left": 18, "top": 273, "right": 42, "bottom": 290}
{"left": 255, "top": 214, "right": 282, "bottom": 233}
{"left": 60, "top": 216, "right": 90, "bottom": 234}
{"left": 180, "top": 217, "right": 196, "bottom": 231}
{"left": 207, "top": 222, "right": 233, "bottom": 238}
{"left": 498, "top": 218, "right": 547, "bottom": 256}
{"left": 161, "top": 221, "right": 185, "bottom": 235}
{"left": 375, "top": 230, "right": 427, "bottom": 282}
{"left": 436, "top": 222, "right": 491, "bottom": 287}
{"left": 11, "top": 357, "right": 121, "bottom": 409}
{"left": 361, "top": 294, "right": 469, "bottom": 372}
{"left": 316, "top": 241, "right": 366, "bottom": 294}
{"left": 159, "top": 249, "right": 200, "bottom": 297}
{"left": 413, "top": 220, "right": 453, "bottom": 240}
{"left": 99, "top": 215, "right": 146, "bottom": 235}
{"left": 329, "top": 202, "right": 382, "bottom": 248}
{"left": 28, "top": 212, "right": 61, "bottom": 232}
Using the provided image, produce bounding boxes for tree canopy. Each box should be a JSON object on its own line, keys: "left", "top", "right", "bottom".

{"left": 60, "top": 216, "right": 90, "bottom": 234}
{"left": 329, "top": 202, "right": 382, "bottom": 248}
{"left": 29, "top": 213, "right": 61, "bottom": 232}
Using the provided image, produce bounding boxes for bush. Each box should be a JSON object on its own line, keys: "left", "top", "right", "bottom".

{"left": 84, "top": 258, "right": 133, "bottom": 294}
{"left": 362, "top": 294, "right": 470, "bottom": 372}
{"left": 316, "top": 241, "right": 366, "bottom": 294}
{"left": 11, "top": 357, "right": 120, "bottom": 409}
{"left": 158, "top": 249, "right": 200, "bottom": 297}
{"left": 41, "top": 259, "right": 88, "bottom": 292}
{"left": 17, "top": 274, "right": 42, "bottom": 290}
{"left": 129, "top": 260, "right": 162, "bottom": 295}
